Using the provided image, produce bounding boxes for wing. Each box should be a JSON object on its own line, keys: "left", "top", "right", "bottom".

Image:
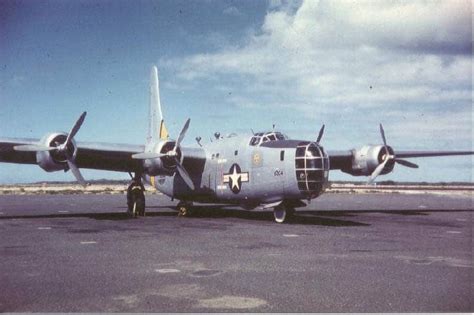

{"left": 395, "top": 150, "right": 474, "bottom": 158}
{"left": 0, "top": 137, "right": 145, "bottom": 173}
{"left": 0, "top": 138, "right": 38, "bottom": 164}
{"left": 74, "top": 141, "right": 145, "bottom": 172}
{"left": 327, "top": 150, "right": 353, "bottom": 170}
{"left": 327, "top": 149, "right": 474, "bottom": 171}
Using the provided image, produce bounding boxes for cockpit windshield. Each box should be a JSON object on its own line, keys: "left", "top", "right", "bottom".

{"left": 250, "top": 137, "right": 261, "bottom": 146}
{"left": 249, "top": 131, "right": 288, "bottom": 146}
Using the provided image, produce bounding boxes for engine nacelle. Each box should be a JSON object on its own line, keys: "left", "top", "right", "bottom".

{"left": 142, "top": 140, "right": 182, "bottom": 176}
{"left": 342, "top": 144, "right": 395, "bottom": 176}
{"left": 36, "top": 132, "right": 77, "bottom": 172}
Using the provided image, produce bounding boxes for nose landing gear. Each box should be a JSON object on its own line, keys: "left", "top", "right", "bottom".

{"left": 127, "top": 173, "right": 145, "bottom": 217}
{"left": 273, "top": 204, "right": 295, "bottom": 223}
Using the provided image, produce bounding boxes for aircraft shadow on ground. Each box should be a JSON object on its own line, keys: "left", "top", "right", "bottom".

{"left": 181, "top": 206, "right": 370, "bottom": 226}
{"left": 125, "top": 204, "right": 370, "bottom": 226}
{"left": 299, "top": 209, "right": 473, "bottom": 216}
{"left": 0, "top": 207, "right": 367, "bottom": 226}
{"left": 0, "top": 207, "right": 471, "bottom": 226}
{"left": 0, "top": 212, "right": 174, "bottom": 221}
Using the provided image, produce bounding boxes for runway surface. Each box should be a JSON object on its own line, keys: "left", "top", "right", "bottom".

{"left": 0, "top": 193, "right": 472, "bottom": 312}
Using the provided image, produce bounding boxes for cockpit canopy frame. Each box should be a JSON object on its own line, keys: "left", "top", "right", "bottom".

{"left": 249, "top": 131, "right": 288, "bottom": 146}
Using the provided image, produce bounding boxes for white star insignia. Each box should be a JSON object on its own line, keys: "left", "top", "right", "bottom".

{"left": 229, "top": 166, "right": 241, "bottom": 189}
{"left": 223, "top": 164, "right": 249, "bottom": 193}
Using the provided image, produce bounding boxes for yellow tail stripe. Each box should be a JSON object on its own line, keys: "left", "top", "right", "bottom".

{"left": 159, "top": 120, "right": 169, "bottom": 140}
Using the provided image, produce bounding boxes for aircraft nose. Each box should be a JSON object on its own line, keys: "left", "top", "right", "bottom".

{"left": 294, "top": 142, "right": 330, "bottom": 198}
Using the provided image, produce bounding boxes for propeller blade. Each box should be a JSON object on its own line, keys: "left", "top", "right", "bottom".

{"left": 379, "top": 123, "right": 390, "bottom": 157}
{"left": 131, "top": 152, "right": 166, "bottom": 159}
{"left": 13, "top": 145, "right": 56, "bottom": 152}
{"left": 66, "top": 159, "right": 87, "bottom": 187}
{"left": 175, "top": 159, "right": 195, "bottom": 190}
{"left": 65, "top": 112, "right": 87, "bottom": 146}
{"left": 367, "top": 158, "right": 389, "bottom": 184}
{"left": 395, "top": 158, "right": 419, "bottom": 169}
{"left": 175, "top": 118, "right": 191, "bottom": 149}
{"left": 379, "top": 123, "right": 387, "bottom": 147}
{"left": 316, "top": 124, "right": 325, "bottom": 144}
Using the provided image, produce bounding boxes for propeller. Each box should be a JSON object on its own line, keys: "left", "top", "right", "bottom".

{"left": 14, "top": 145, "right": 57, "bottom": 152}
{"left": 64, "top": 111, "right": 87, "bottom": 149}
{"left": 131, "top": 152, "right": 166, "bottom": 159}
{"left": 367, "top": 124, "right": 418, "bottom": 184}
{"left": 316, "top": 124, "right": 325, "bottom": 145}
{"left": 175, "top": 160, "right": 195, "bottom": 190}
{"left": 14, "top": 112, "right": 88, "bottom": 187}
{"left": 395, "top": 159, "right": 418, "bottom": 168}
{"left": 132, "top": 118, "right": 195, "bottom": 190}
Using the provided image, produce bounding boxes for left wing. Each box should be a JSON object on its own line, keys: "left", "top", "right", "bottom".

{"left": 328, "top": 149, "right": 474, "bottom": 171}
{"left": 395, "top": 150, "right": 474, "bottom": 158}
{"left": 326, "top": 123, "right": 473, "bottom": 183}
{"left": 327, "top": 150, "right": 353, "bottom": 170}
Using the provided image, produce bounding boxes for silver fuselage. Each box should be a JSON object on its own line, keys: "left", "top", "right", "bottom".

{"left": 144, "top": 134, "right": 329, "bottom": 207}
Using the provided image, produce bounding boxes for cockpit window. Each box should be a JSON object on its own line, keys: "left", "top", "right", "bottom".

{"left": 250, "top": 136, "right": 261, "bottom": 146}
{"left": 249, "top": 131, "right": 288, "bottom": 146}
{"left": 276, "top": 133, "right": 285, "bottom": 140}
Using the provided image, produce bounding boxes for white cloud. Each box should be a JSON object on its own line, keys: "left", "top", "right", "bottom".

{"left": 283, "top": 0, "right": 471, "bottom": 54}
{"left": 163, "top": 0, "right": 472, "bottom": 146}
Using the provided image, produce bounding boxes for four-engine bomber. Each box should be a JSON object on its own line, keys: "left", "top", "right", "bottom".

{"left": 1, "top": 66, "right": 473, "bottom": 223}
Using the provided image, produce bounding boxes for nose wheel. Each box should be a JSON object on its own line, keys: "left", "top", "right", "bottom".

{"left": 273, "top": 204, "right": 295, "bottom": 223}
{"left": 127, "top": 175, "right": 145, "bottom": 217}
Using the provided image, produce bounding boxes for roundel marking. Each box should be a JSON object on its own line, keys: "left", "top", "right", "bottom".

{"left": 223, "top": 163, "right": 249, "bottom": 194}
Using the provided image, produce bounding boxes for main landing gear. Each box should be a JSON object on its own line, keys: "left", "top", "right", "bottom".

{"left": 127, "top": 174, "right": 145, "bottom": 218}
{"left": 273, "top": 204, "right": 295, "bottom": 223}
{"left": 176, "top": 201, "right": 193, "bottom": 217}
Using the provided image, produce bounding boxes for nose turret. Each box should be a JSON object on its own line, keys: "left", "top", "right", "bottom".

{"left": 295, "top": 141, "right": 330, "bottom": 198}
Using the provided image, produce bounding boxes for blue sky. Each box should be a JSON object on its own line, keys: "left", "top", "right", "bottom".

{"left": 0, "top": 0, "right": 472, "bottom": 183}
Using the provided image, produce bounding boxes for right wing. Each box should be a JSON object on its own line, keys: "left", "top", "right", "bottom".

{"left": 74, "top": 142, "right": 145, "bottom": 172}
{"left": 0, "top": 138, "right": 39, "bottom": 165}
{"left": 1, "top": 137, "right": 207, "bottom": 174}
{"left": 0, "top": 137, "right": 145, "bottom": 173}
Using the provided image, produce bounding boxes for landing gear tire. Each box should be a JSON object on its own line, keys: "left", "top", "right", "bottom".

{"left": 177, "top": 201, "right": 193, "bottom": 217}
{"left": 273, "top": 205, "right": 294, "bottom": 223}
{"left": 127, "top": 185, "right": 145, "bottom": 218}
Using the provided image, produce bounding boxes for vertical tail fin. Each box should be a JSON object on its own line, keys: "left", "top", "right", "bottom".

{"left": 147, "top": 66, "right": 168, "bottom": 144}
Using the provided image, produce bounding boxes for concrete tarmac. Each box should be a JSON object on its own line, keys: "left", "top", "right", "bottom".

{"left": 0, "top": 193, "right": 472, "bottom": 312}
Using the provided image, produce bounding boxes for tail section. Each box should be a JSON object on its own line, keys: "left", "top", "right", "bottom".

{"left": 148, "top": 66, "right": 169, "bottom": 144}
